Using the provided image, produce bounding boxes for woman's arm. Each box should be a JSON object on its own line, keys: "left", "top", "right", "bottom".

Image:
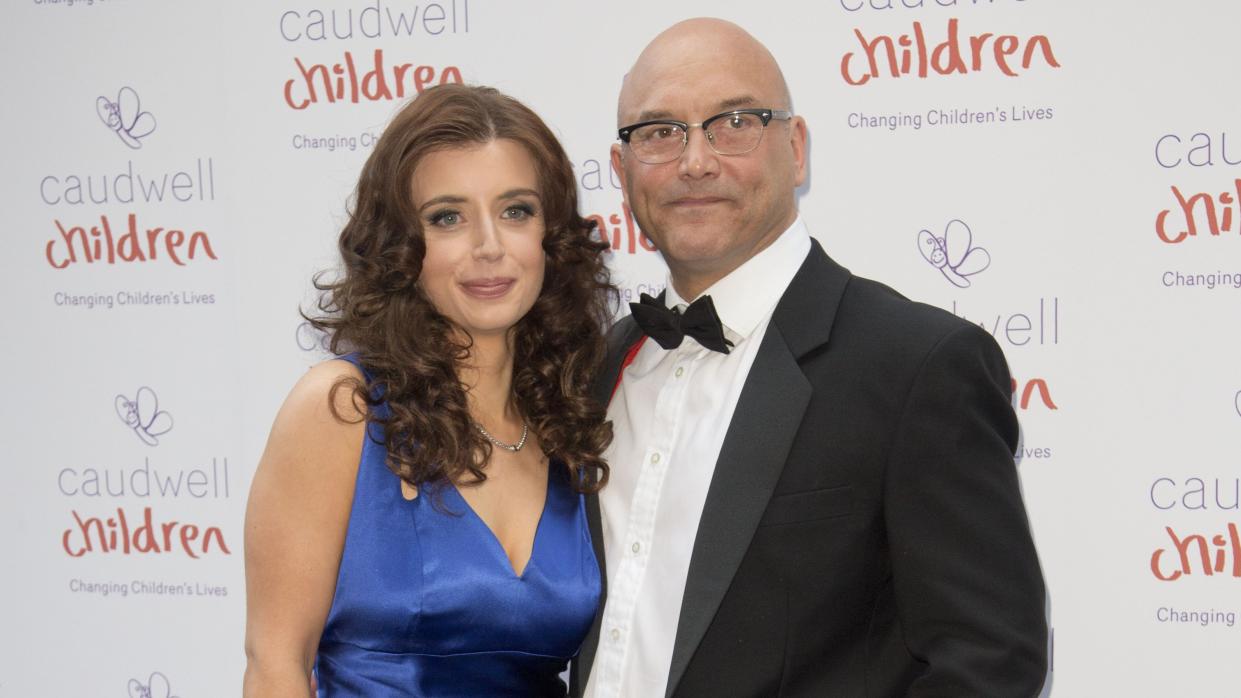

{"left": 243, "top": 361, "right": 368, "bottom": 697}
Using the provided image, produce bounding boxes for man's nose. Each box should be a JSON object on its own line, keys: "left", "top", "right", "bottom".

{"left": 678, "top": 127, "right": 720, "bottom": 179}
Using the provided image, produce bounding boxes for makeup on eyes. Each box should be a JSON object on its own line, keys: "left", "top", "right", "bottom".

{"left": 424, "top": 199, "right": 540, "bottom": 229}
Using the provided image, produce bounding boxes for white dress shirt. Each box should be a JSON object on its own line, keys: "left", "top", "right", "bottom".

{"left": 585, "top": 218, "right": 812, "bottom": 698}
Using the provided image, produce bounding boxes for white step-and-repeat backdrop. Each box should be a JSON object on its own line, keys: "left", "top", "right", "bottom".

{"left": 3, "top": 1, "right": 1238, "bottom": 695}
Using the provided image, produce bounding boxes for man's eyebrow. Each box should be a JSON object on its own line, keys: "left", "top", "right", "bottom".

{"left": 716, "top": 95, "right": 761, "bottom": 111}
{"left": 631, "top": 96, "right": 763, "bottom": 124}
{"left": 633, "top": 108, "right": 677, "bottom": 122}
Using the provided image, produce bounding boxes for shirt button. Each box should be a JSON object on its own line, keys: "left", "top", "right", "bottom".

{"left": 675, "top": 366, "right": 685, "bottom": 378}
{"left": 631, "top": 541, "right": 641, "bottom": 554}
{"left": 610, "top": 628, "right": 621, "bottom": 642}
{"left": 651, "top": 453, "right": 661, "bottom": 464}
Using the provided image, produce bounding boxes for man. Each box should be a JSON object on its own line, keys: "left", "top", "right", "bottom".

{"left": 574, "top": 18, "right": 1048, "bottom": 698}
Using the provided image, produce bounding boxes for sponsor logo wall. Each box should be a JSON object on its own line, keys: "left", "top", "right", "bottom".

{"left": 1, "top": 1, "right": 1236, "bottom": 694}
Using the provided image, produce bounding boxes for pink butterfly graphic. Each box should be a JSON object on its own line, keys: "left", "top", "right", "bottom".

{"left": 917, "top": 219, "right": 991, "bottom": 288}
{"left": 115, "top": 387, "right": 174, "bottom": 446}
{"left": 128, "top": 672, "right": 179, "bottom": 698}
{"left": 97, "top": 86, "right": 156, "bottom": 149}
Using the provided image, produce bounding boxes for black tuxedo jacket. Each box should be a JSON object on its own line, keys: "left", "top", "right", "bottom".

{"left": 573, "top": 240, "right": 1047, "bottom": 697}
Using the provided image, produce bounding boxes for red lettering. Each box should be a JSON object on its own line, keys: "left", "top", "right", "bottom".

{"left": 993, "top": 35, "right": 1020, "bottom": 76}
{"left": 46, "top": 220, "right": 84, "bottom": 269}
{"left": 132, "top": 507, "right": 160, "bottom": 553}
{"left": 583, "top": 206, "right": 656, "bottom": 255}
{"left": 361, "top": 49, "right": 392, "bottom": 100}
{"left": 1151, "top": 524, "right": 1241, "bottom": 582}
{"left": 284, "top": 56, "right": 328, "bottom": 110}
{"left": 162, "top": 520, "right": 178, "bottom": 551}
{"left": 180, "top": 524, "right": 201, "bottom": 559}
{"left": 345, "top": 51, "right": 359, "bottom": 104}
{"left": 842, "top": 18, "right": 1060, "bottom": 86}
{"left": 202, "top": 527, "right": 231, "bottom": 556}
{"left": 1021, "top": 379, "right": 1057, "bottom": 410}
{"left": 931, "top": 19, "right": 966, "bottom": 75}
{"left": 1232, "top": 523, "right": 1241, "bottom": 577}
{"left": 968, "top": 33, "right": 993, "bottom": 71}
{"left": 1151, "top": 547, "right": 1181, "bottom": 581}
{"left": 101, "top": 214, "right": 116, "bottom": 264}
{"left": 188, "top": 231, "right": 217, "bottom": 261}
{"left": 1155, "top": 181, "right": 1241, "bottom": 244}
{"left": 840, "top": 51, "right": 871, "bottom": 86}
{"left": 62, "top": 510, "right": 105, "bottom": 557}
{"left": 59, "top": 507, "right": 234, "bottom": 558}
{"left": 285, "top": 49, "right": 458, "bottom": 108}
{"left": 440, "top": 66, "right": 462, "bottom": 84}
{"left": 394, "top": 62, "right": 413, "bottom": 97}
{"left": 413, "top": 65, "right": 434, "bottom": 92}
{"left": 165, "top": 229, "right": 186, "bottom": 266}
{"left": 117, "top": 216, "right": 146, "bottom": 262}
{"left": 1022, "top": 35, "right": 1060, "bottom": 70}
{"left": 42, "top": 214, "right": 216, "bottom": 268}
{"left": 1010, "top": 378, "right": 1058, "bottom": 410}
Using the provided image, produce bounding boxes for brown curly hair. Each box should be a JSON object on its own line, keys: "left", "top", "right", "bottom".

{"left": 308, "top": 83, "right": 614, "bottom": 492}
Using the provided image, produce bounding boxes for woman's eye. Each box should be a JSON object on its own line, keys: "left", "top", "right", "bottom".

{"left": 428, "top": 210, "right": 461, "bottom": 227}
{"left": 503, "top": 204, "right": 537, "bottom": 221}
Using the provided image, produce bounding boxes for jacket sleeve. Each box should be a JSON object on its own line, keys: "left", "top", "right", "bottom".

{"left": 883, "top": 322, "right": 1048, "bottom": 696}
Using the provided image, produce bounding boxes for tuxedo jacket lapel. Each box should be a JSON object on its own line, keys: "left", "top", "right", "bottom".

{"left": 664, "top": 240, "right": 849, "bottom": 697}
{"left": 662, "top": 323, "right": 810, "bottom": 697}
{"left": 596, "top": 321, "right": 646, "bottom": 407}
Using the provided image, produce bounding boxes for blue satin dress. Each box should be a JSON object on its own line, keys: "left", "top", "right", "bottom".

{"left": 314, "top": 359, "right": 601, "bottom": 697}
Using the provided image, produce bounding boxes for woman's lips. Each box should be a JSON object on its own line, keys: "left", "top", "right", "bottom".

{"left": 459, "top": 278, "right": 515, "bottom": 299}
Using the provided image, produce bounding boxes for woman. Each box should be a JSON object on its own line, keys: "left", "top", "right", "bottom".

{"left": 243, "top": 84, "right": 614, "bottom": 696}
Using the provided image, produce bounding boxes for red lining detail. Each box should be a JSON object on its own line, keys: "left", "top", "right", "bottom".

{"left": 609, "top": 336, "right": 648, "bottom": 403}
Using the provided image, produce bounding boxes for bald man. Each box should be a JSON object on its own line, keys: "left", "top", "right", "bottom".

{"left": 574, "top": 18, "right": 1048, "bottom": 698}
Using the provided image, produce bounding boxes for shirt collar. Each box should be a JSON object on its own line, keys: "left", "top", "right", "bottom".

{"left": 664, "top": 216, "right": 812, "bottom": 344}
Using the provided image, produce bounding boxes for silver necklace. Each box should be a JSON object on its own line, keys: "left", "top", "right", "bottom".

{"left": 474, "top": 421, "right": 529, "bottom": 453}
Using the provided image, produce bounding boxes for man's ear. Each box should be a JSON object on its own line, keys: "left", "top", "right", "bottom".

{"left": 610, "top": 143, "right": 630, "bottom": 204}
{"left": 789, "top": 116, "right": 808, "bottom": 188}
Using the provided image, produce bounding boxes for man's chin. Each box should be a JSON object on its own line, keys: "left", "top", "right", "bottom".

{"left": 660, "top": 239, "right": 734, "bottom": 270}
{"left": 655, "top": 214, "right": 728, "bottom": 240}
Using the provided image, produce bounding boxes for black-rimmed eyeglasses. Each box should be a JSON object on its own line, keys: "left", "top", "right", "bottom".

{"left": 618, "top": 108, "right": 792, "bottom": 165}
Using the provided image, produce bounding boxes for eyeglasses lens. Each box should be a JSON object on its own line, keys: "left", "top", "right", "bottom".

{"left": 628, "top": 113, "right": 767, "bottom": 164}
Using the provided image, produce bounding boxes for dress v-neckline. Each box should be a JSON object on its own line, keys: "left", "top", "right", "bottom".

{"left": 448, "top": 465, "right": 552, "bottom": 580}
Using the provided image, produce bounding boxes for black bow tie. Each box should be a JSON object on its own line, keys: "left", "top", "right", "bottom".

{"left": 629, "top": 292, "right": 733, "bottom": 354}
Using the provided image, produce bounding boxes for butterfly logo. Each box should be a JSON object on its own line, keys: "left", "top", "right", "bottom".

{"left": 917, "top": 219, "right": 992, "bottom": 288}
{"left": 128, "top": 672, "right": 179, "bottom": 698}
{"left": 115, "top": 387, "right": 174, "bottom": 446}
{"left": 97, "top": 86, "right": 156, "bottom": 149}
